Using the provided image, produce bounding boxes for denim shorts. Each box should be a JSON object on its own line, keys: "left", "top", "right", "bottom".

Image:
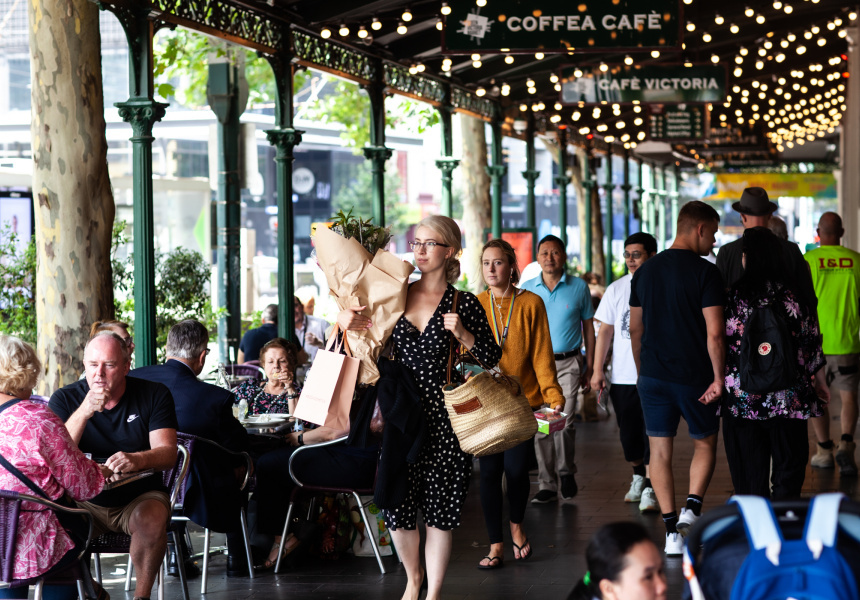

{"left": 637, "top": 376, "right": 720, "bottom": 439}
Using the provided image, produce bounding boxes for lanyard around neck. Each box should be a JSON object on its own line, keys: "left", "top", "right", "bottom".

{"left": 490, "top": 289, "right": 517, "bottom": 349}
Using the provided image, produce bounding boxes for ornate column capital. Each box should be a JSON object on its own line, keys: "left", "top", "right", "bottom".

{"left": 485, "top": 164, "right": 507, "bottom": 179}
{"left": 435, "top": 158, "right": 460, "bottom": 174}
{"left": 522, "top": 169, "right": 540, "bottom": 182}
{"left": 115, "top": 99, "right": 167, "bottom": 138}
{"left": 363, "top": 146, "right": 393, "bottom": 163}
{"left": 554, "top": 175, "right": 571, "bottom": 187}
{"left": 265, "top": 127, "right": 304, "bottom": 158}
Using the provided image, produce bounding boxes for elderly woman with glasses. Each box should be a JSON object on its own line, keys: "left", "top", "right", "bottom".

{"left": 0, "top": 335, "right": 109, "bottom": 599}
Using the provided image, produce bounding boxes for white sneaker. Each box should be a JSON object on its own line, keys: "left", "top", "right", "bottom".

{"left": 664, "top": 532, "right": 684, "bottom": 556}
{"left": 639, "top": 487, "right": 659, "bottom": 513}
{"left": 676, "top": 507, "right": 700, "bottom": 537}
{"left": 624, "top": 474, "right": 645, "bottom": 502}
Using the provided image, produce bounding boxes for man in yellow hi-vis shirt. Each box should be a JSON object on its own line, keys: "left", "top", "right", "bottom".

{"left": 805, "top": 212, "right": 860, "bottom": 475}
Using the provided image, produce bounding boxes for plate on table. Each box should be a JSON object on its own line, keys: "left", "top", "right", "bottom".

{"left": 242, "top": 413, "right": 289, "bottom": 424}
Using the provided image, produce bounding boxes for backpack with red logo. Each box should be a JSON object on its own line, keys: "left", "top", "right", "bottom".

{"left": 738, "top": 303, "right": 797, "bottom": 394}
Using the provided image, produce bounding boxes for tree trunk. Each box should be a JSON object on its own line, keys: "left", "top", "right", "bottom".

{"left": 458, "top": 114, "right": 490, "bottom": 293}
{"left": 29, "top": 0, "right": 115, "bottom": 392}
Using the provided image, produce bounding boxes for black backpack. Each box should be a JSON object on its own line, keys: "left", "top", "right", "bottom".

{"left": 738, "top": 304, "right": 797, "bottom": 394}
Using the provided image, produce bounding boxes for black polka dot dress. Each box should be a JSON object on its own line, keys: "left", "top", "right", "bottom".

{"left": 382, "top": 285, "right": 501, "bottom": 531}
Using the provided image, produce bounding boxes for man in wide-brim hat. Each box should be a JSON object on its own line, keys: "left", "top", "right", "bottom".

{"left": 715, "top": 187, "right": 817, "bottom": 309}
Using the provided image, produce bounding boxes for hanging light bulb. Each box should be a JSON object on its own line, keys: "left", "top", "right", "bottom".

{"left": 371, "top": 17, "right": 382, "bottom": 30}
{"left": 624, "top": 55, "right": 634, "bottom": 65}
{"left": 711, "top": 54, "right": 720, "bottom": 63}
{"left": 500, "top": 83, "right": 510, "bottom": 96}
{"left": 397, "top": 21, "right": 407, "bottom": 34}
{"left": 651, "top": 50, "right": 660, "bottom": 58}
{"left": 321, "top": 27, "right": 332, "bottom": 38}
{"left": 436, "top": 19, "right": 443, "bottom": 30}
{"left": 686, "top": 22, "right": 696, "bottom": 32}
{"left": 599, "top": 63, "right": 609, "bottom": 72}
{"left": 526, "top": 77, "right": 535, "bottom": 87}
{"left": 476, "top": 87, "right": 486, "bottom": 97}
{"left": 441, "top": 2, "right": 452, "bottom": 16}
{"left": 730, "top": 23, "right": 739, "bottom": 34}
{"left": 402, "top": 7, "right": 413, "bottom": 21}
{"left": 504, "top": 55, "right": 514, "bottom": 64}
{"left": 535, "top": 52, "right": 545, "bottom": 59}
{"left": 338, "top": 23, "right": 350, "bottom": 36}
{"left": 745, "top": 6, "right": 754, "bottom": 17}
{"left": 550, "top": 74, "right": 559, "bottom": 83}
{"left": 715, "top": 14, "right": 724, "bottom": 25}
{"left": 702, "top": 32, "right": 712, "bottom": 42}
{"left": 756, "top": 13, "right": 765, "bottom": 24}
{"left": 358, "top": 26, "right": 369, "bottom": 38}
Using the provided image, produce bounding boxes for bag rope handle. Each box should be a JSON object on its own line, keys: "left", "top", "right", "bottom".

{"left": 445, "top": 291, "right": 521, "bottom": 394}
{"left": 325, "top": 323, "right": 354, "bottom": 358}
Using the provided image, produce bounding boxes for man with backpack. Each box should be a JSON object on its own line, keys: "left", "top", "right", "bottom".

{"left": 629, "top": 201, "right": 725, "bottom": 556}
{"left": 805, "top": 212, "right": 860, "bottom": 475}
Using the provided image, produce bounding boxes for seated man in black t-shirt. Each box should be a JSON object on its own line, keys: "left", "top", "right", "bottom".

{"left": 49, "top": 332, "right": 178, "bottom": 600}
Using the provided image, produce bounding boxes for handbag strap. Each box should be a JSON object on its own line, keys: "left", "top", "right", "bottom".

{"left": 325, "top": 323, "right": 354, "bottom": 357}
{"left": 446, "top": 290, "right": 460, "bottom": 385}
{"left": 0, "top": 399, "right": 50, "bottom": 500}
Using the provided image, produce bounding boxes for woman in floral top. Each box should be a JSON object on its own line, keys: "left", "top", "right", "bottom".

{"left": 233, "top": 338, "right": 300, "bottom": 415}
{"left": 722, "top": 228, "right": 829, "bottom": 499}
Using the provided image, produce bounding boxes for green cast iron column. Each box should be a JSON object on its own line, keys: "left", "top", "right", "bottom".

{"left": 622, "top": 149, "right": 632, "bottom": 243}
{"left": 363, "top": 77, "right": 392, "bottom": 227}
{"left": 112, "top": 7, "right": 167, "bottom": 367}
{"left": 554, "top": 127, "right": 571, "bottom": 247}
{"left": 208, "top": 49, "right": 247, "bottom": 362}
{"left": 671, "top": 164, "right": 681, "bottom": 239}
{"left": 604, "top": 146, "right": 614, "bottom": 284}
{"left": 582, "top": 145, "right": 595, "bottom": 271}
{"left": 523, "top": 113, "right": 539, "bottom": 250}
{"left": 486, "top": 116, "right": 507, "bottom": 240}
{"left": 436, "top": 97, "right": 459, "bottom": 217}
{"left": 263, "top": 51, "right": 303, "bottom": 339}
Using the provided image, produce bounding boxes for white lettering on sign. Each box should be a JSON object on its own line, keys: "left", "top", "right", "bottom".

{"left": 505, "top": 12, "right": 661, "bottom": 33}
{"left": 643, "top": 78, "right": 719, "bottom": 90}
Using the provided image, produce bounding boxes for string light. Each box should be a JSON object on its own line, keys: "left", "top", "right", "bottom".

{"left": 441, "top": 2, "right": 451, "bottom": 16}
{"left": 401, "top": 7, "right": 412, "bottom": 21}
{"left": 371, "top": 17, "right": 382, "bottom": 30}
{"left": 321, "top": 27, "right": 332, "bottom": 38}
{"left": 397, "top": 21, "right": 407, "bottom": 34}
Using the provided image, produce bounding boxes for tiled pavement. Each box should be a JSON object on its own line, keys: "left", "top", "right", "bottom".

{"left": 92, "top": 404, "right": 857, "bottom": 600}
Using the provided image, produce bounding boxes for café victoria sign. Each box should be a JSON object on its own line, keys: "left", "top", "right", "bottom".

{"left": 443, "top": 0, "right": 681, "bottom": 53}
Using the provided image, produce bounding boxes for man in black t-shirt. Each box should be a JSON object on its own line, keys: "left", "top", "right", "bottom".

{"left": 237, "top": 303, "right": 278, "bottom": 363}
{"left": 629, "top": 201, "right": 726, "bottom": 557}
{"left": 50, "top": 332, "right": 178, "bottom": 600}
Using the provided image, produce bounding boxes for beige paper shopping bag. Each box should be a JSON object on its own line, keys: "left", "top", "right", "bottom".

{"left": 294, "top": 327, "right": 359, "bottom": 430}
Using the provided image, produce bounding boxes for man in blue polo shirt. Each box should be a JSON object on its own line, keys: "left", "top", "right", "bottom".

{"left": 521, "top": 234, "right": 595, "bottom": 503}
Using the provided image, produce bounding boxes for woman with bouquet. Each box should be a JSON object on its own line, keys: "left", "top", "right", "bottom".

{"left": 338, "top": 215, "right": 501, "bottom": 600}
{"left": 475, "top": 238, "right": 563, "bottom": 569}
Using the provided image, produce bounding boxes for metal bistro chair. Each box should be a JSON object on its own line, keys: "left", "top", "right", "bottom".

{"left": 89, "top": 444, "right": 191, "bottom": 600}
{"left": 209, "top": 364, "right": 266, "bottom": 390}
{"left": 274, "top": 436, "right": 392, "bottom": 575}
{"left": 173, "top": 433, "right": 255, "bottom": 594}
{"left": 0, "top": 490, "right": 99, "bottom": 600}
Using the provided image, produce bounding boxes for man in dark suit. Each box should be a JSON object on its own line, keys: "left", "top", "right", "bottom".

{"left": 133, "top": 319, "right": 251, "bottom": 577}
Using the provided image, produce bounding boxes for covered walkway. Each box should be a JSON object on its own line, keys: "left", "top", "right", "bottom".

{"left": 93, "top": 408, "right": 856, "bottom": 600}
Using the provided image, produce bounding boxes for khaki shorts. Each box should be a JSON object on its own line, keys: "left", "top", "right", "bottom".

{"left": 825, "top": 354, "right": 860, "bottom": 391}
{"left": 78, "top": 491, "right": 171, "bottom": 537}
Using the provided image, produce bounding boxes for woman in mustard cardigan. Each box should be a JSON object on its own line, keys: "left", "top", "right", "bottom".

{"left": 475, "top": 238, "right": 565, "bottom": 569}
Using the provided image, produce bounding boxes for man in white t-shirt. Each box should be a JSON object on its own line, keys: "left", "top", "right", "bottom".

{"left": 591, "top": 232, "right": 658, "bottom": 513}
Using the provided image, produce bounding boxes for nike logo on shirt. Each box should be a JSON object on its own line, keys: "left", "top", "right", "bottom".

{"left": 127, "top": 414, "right": 139, "bottom": 423}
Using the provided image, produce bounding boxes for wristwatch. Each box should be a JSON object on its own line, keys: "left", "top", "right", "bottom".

{"left": 297, "top": 432, "right": 304, "bottom": 447}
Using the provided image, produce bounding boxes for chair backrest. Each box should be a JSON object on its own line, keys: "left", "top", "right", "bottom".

{"left": 0, "top": 490, "right": 22, "bottom": 583}
{"left": 225, "top": 364, "right": 266, "bottom": 380}
{"left": 243, "top": 360, "right": 261, "bottom": 367}
{"left": 185, "top": 433, "right": 253, "bottom": 491}
{"left": 28, "top": 395, "right": 49, "bottom": 405}
{"left": 163, "top": 443, "right": 192, "bottom": 511}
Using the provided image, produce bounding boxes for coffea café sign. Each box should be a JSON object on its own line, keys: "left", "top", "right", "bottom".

{"left": 561, "top": 65, "right": 726, "bottom": 104}
{"left": 443, "top": 0, "right": 680, "bottom": 53}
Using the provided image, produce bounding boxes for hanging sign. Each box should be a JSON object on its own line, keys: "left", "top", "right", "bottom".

{"left": 649, "top": 105, "right": 707, "bottom": 140}
{"left": 442, "top": 0, "right": 681, "bottom": 54}
{"left": 560, "top": 65, "right": 726, "bottom": 104}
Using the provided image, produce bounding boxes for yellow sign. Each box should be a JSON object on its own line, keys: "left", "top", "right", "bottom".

{"left": 705, "top": 173, "right": 836, "bottom": 200}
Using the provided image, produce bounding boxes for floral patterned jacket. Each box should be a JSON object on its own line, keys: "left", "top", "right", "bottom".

{"left": 0, "top": 400, "right": 104, "bottom": 579}
{"left": 723, "top": 283, "right": 825, "bottom": 420}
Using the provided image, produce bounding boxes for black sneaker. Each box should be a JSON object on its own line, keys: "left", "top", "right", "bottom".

{"left": 561, "top": 474, "right": 578, "bottom": 499}
{"left": 531, "top": 489, "right": 557, "bottom": 504}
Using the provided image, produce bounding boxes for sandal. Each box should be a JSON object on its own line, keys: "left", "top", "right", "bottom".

{"left": 477, "top": 555, "right": 504, "bottom": 570}
{"left": 262, "top": 534, "right": 300, "bottom": 570}
{"left": 513, "top": 538, "right": 532, "bottom": 561}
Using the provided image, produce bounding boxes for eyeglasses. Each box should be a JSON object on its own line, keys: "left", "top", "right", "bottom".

{"left": 622, "top": 251, "right": 644, "bottom": 259}
{"left": 409, "top": 241, "right": 450, "bottom": 251}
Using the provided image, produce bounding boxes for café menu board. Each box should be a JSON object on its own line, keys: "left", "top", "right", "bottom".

{"left": 442, "top": 0, "right": 681, "bottom": 53}
{"left": 649, "top": 105, "right": 706, "bottom": 141}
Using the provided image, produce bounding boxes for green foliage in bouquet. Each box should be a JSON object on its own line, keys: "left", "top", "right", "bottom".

{"left": 329, "top": 208, "right": 393, "bottom": 256}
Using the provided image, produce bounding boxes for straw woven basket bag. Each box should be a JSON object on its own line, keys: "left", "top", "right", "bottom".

{"left": 442, "top": 291, "right": 538, "bottom": 457}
